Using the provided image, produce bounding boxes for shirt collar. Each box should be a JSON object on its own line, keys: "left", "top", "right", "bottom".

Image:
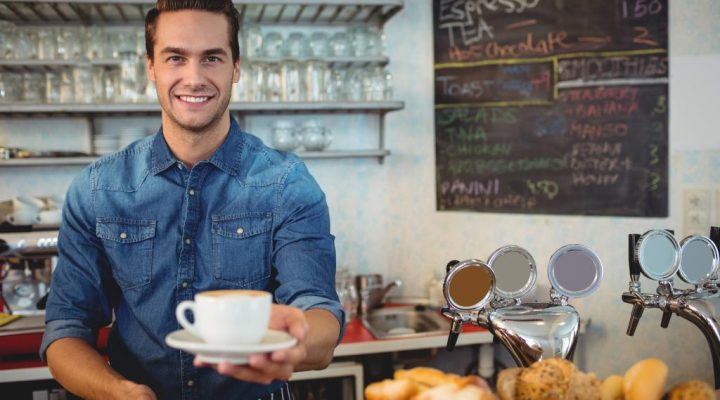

{"left": 150, "top": 116, "right": 244, "bottom": 176}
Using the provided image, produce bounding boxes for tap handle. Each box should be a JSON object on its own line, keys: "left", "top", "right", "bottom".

{"left": 628, "top": 234, "right": 641, "bottom": 281}
{"left": 710, "top": 227, "right": 720, "bottom": 249}
{"left": 626, "top": 304, "right": 644, "bottom": 336}
{"left": 446, "top": 314, "right": 463, "bottom": 352}
{"left": 446, "top": 260, "right": 460, "bottom": 273}
{"left": 660, "top": 310, "right": 672, "bottom": 328}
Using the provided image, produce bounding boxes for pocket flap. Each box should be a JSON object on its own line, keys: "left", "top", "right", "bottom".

{"left": 212, "top": 212, "right": 272, "bottom": 239}
{"left": 96, "top": 218, "right": 156, "bottom": 243}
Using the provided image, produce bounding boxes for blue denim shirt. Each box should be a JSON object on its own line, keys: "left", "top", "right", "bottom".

{"left": 40, "top": 117, "right": 344, "bottom": 400}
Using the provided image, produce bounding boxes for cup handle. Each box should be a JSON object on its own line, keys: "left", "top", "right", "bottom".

{"left": 176, "top": 300, "right": 201, "bottom": 337}
{"left": 6, "top": 215, "right": 14, "bottom": 224}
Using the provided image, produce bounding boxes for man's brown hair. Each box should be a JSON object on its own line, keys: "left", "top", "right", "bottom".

{"left": 145, "top": 0, "right": 241, "bottom": 62}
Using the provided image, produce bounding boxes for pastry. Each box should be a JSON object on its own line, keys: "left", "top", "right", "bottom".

{"left": 365, "top": 378, "right": 420, "bottom": 400}
{"left": 412, "top": 383, "right": 498, "bottom": 400}
{"left": 623, "top": 358, "right": 668, "bottom": 400}
{"left": 600, "top": 374, "right": 624, "bottom": 400}
{"left": 565, "top": 370, "right": 601, "bottom": 400}
{"left": 496, "top": 367, "right": 522, "bottom": 400}
{"left": 515, "top": 360, "right": 570, "bottom": 400}
{"left": 667, "top": 379, "right": 715, "bottom": 400}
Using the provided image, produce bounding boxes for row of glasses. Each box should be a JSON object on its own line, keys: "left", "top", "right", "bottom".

{"left": 241, "top": 26, "right": 385, "bottom": 59}
{"left": 233, "top": 62, "right": 393, "bottom": 103}
{"left": 0, "top": 21, "right": 143, "bottom": 60}
{"left": 0, "top": 55, "right": 149, "bottom": 104}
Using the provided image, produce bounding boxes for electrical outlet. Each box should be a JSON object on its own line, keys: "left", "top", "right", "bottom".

{"left": 683, "top": 188, "right": 712, "bottom": 237}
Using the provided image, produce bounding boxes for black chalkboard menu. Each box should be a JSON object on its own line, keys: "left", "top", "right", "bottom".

{"left": 433, "top": 0, "right": 668, "bottom": 216}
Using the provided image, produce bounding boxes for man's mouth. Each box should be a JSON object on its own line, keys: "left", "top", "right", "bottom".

{"left": 176, "top": 95, "right": 213, "bottom": 104}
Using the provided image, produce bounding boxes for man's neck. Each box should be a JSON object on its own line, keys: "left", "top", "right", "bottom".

{"left": 161, "top": 112, "right": 231, "bottom": 168}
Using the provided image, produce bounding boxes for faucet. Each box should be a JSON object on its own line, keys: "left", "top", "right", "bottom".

{"left": 355, "top": 274, "right": 402, "bottom": 316}
{"left": 622, "top": 228, "right": 720, "bottom": 389}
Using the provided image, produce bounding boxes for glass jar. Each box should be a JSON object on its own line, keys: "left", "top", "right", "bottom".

{"left": 271, "top": 120, "right": 300, "bottom": 151}
{"left": 45, "top": 71, "right": 61, "bottom": 103}
{"left": 14, "top": 28, "right": 38, "bottom": 59}
{"left": 283, "top": 32, "right": 309, "bottom": 58}
{"left": 22, "top": 73, "right": 45, "bottom": 103}
{"left": 38, "top": 29, "right": 57, "bottom": 60}
{"left": 0, "top": 21, "right": 15, "bottom": 59}
{"left": 304, "top": 61, "right": 327, "bottom": 102}
{"left": 118, "top": 52, "right": 140, "bottom": 102}
{"left": 261, "top": 32, "right": 283, "bottom": 58}
{"left": 73, "top": 65, "right": 94, "bottom": 103}
{"left": 242, "top": 26, "right": 263, "bottom": 58}
{"left": 0, "top": 72, "right": 22, "bottom": 103}
{"left": 57, "top": 27, "right": 83, "bottom": 60}
{"left": 264, "top": 63, "right": 282, "bottom": 102}
{"left": 308, "top": 32, "right": 329, "bottom": 58}
{"left": 281, "top": 60, "right": 303, "bottom": 102}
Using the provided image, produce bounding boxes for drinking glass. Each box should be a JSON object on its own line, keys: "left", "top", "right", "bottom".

{"left": 73, "top": 65, "right": 94, "bottom": 103}
{"left": 242, "top": 26, "right": 263, "bottom": 58}
{"left": 345, "top": 67, "right": 364, "bottom": 101}
{"left": 362, "top": 66, "right": 385, "bottom": 101}
{"left": 38, "top": 29, "right": 57, "bottom": 60}
{"left": 283, "top": 32, "right": 308, "bottom": 58}
{"left": 264, "top": 63, "right": 282, "bottom": 102}
{"left": 84, "top": 27, "right": 107, "bottom": 60}
{"left": 22, "top": 73, "right": 45, "bottom": 103}
{"left": 57, "top": 27, "right": 83, "bottom": 60}
{"left": 308, "top": 32, "right": 329, "bottom": 58}
{"left": 45, "top": 71, "right": 61, "bottom": 103}
{"left": 59, "top": 68, "right": 75, "bottom": 103}
{"left": 14, "top": 28, "right": 38, "bottom": 59}
{"left": 324, "top": 68, "right": 345, "bottom": 101}
{"left": 328, "top": 32, "right": 350, "bottom": 57}
{"left": 281, "top": 60, "right": 303, "bottom": 102}
{"left": 0, "top": 21, "right": 15, "bottom": 59}
{"left": 261, "top": 32, "right": 283, "bottom": 58}
{"left": 304, "top": 61, "right": 327, "bottom": 102}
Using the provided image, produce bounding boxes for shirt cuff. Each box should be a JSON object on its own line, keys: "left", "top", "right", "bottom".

{"left": 289, "top": 295, "right": 346, "bottom": 344}
{"left": 39, "top": 319, "right": 97, "bottom": 361}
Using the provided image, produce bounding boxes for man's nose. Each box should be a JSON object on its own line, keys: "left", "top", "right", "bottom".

{"left": 183, "top": 61, "right": 206, "bottom": 87}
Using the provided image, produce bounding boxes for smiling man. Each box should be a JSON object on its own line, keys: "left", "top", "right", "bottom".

{"left": 40, "top": 1, "right": 344, "bottom": 399}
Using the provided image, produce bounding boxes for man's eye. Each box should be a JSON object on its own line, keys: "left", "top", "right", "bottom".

{"left": 206, "top": 56, "right": 220, "bottom": 62}
{"left": 168, "top": 56, "right": 183, "bottom": 63}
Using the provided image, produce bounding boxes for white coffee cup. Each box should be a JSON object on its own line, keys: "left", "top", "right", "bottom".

{"left": 176, "top": 290, "right": 272, "bottom": 345}
{"left": 37, "top": 209, "right": 62, "bottom": 225}
{"left": 6, "top": 210, "right": 41, "bottom": 225}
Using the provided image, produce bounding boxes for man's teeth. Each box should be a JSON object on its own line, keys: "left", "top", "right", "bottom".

{"left": 179, "top": 96, "right": 209, "bottom": 103}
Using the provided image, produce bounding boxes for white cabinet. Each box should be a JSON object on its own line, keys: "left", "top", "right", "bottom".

{"left": 0, "top": 0, "right": 405, "bottom": 164}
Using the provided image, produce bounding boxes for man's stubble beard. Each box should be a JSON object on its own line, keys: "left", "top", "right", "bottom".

{"left": 163, "top": 92, "right": 232, "bottom": 135}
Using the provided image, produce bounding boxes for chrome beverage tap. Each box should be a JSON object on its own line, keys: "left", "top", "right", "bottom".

{"left": 442, "top": 244, "right": 603, "bottom": 367}
{"left": 622, "top": 228, "right": 720, "bottom": 389}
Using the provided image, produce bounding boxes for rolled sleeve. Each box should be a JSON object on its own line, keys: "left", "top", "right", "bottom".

{"left": 39, "top": 319, "right": 97, "bottom": 360}
{"left": 273, "top": 161, "right": 345, "bottom": 344}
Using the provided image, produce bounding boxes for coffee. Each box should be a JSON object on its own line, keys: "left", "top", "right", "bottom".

{"left": 176, "top": 289, "right": 272, "bottom": 346}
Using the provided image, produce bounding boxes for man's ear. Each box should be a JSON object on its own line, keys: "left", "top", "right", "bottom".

{"left": 233, "top": 58, "right": 241, "bottom": 83}
{"left": 146, "top": 54, "right": 156, "bottom": 82}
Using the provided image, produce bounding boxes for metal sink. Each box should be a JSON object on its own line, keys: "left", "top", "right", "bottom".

{"left": 361, "top": 307, "right": 450, "bottom": 339}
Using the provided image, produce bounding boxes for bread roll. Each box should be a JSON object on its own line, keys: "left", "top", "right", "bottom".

{"left": 394, "top": 367, "right": 464, "bottom": 389}
{"left": 516, "top": 360, "right": 570, "bottom": 400}
{"left": 600, "top": 375, "right": 624, "bottom": 400}
{"left": 496, "top": 367, "right": 522, "bottom": 400}
{"left": 623, "top": 358, "right": 668, "bottom": 400}
{"left": 412, "top": 383, "right": 498, "bottom": 400}
{"left": 667, "top": 379, "right": 715, "bottom": 400}
{"left": 365, "top": 378, "right": 420, "bottom": 400}
{"left": 565, "top": 370, "right": 602, "bottom": 400}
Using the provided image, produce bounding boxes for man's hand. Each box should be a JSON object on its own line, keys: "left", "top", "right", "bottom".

{"left": 193, "top": 304, "right": 309, "bottom": 385}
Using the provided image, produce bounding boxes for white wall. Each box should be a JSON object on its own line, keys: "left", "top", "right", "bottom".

{"left": 1, "top": 0, "right": 720, "bottom": 387}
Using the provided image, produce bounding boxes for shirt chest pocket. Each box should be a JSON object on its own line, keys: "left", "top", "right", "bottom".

{"left": 96, "top": 218, "right": 156, "bottom": 290}
{"left": 212, "top": 212, "right": 272, "bottom": 288}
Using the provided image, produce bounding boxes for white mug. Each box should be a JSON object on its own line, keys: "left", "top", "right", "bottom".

{"left": 12, "top": 196, "right": 44, "bottom": 211}
{"left": 6, "top": 210, "right": 41, "bottom": 225}
{"left": 176, "top": 289, "right": 272, "bottom": 345}
{"left": 37, "top": 209, "right": 62, "bottom": 225}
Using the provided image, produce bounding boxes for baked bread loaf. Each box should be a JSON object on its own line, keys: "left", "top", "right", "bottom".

{"left": 600, "top": 374, "right": 624, "bottom": 400}
{"left": 365, "top": 378, "right": 420, "bottom": 400}
{"left": 515, "top": 359, "right": 570, "bottom": 400}
{"left": 413, "top": 383, "right": 498, "bottom": 400}
{"left": 667, "top": 379, "right": 715, "bottom": 400}
{"left": 623, "top": 358, "right": 668, "bottom": 400}
{"left": 394, "top": 367, "right": 465, "bottom": 389}
{"left": 565, "top": 370, "right": 601, "bottom": 400}
{"left": 497, "top": 367, "right": 522, "bottom": 400}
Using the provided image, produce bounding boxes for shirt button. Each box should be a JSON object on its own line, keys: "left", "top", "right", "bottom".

{"left": 181, "top": 281, "right": 188, "bottom": 288}
{"left": 188, "top": 189, "right": 195, "bottom": 196}
{"left": 236, "top": 227, "right": 244, "bottom": 234}
{"left": 119, "top": 232, "right": 128, "bottom": 239}
{"left": 185, "top": 238, "right": 191, "bottom": 245}
{"left": 187, "top": 380, "right": 194, "bottom": 387}
{"left": 177, "top": 163, "right": 183, "bottom": 169}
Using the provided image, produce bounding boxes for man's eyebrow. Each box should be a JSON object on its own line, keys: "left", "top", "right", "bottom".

{"left": 158, "top": 47, "right": 228, "bottom": 57}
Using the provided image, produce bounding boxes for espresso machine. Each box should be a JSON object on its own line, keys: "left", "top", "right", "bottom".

{"left": 622, "top": 227, "right": 720, "bottom": 389}
{"left": 442, "top": 244, "right": 603, "bottom": 367}
{"left": 0, "top": 235, "right": 57, "bottom": 315}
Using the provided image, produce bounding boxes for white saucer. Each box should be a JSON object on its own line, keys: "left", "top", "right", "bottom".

{"left": 165, "top": 329, "right": 297, "bottom": 364}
